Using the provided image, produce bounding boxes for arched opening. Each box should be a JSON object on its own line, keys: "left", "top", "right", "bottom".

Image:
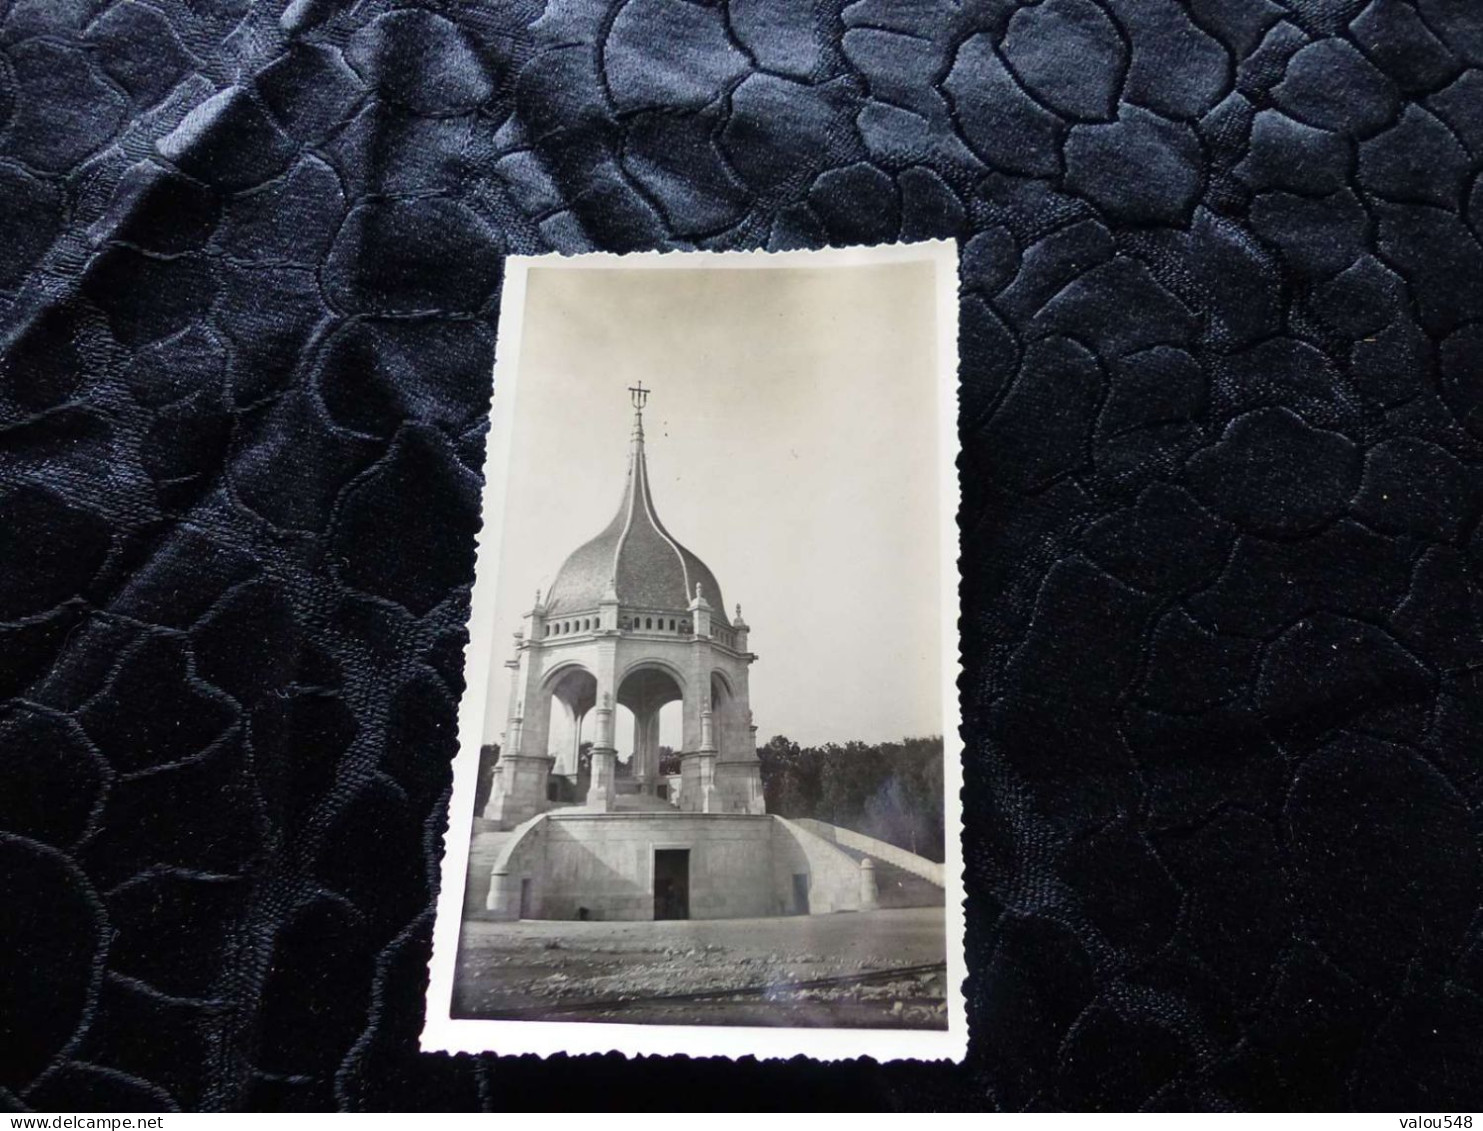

{"left": 710, "top": 671, "right": 736, "bottom": 760}
{"left": 616, "top": 664, "right": 684, "bottom": 797}
{"left": 543, "top": 665, "right": 596, "bottom": 801}
{"left": 615, "top": 701, "right": 682, "bottom": 778}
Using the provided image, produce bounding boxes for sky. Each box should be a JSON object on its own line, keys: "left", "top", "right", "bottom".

{"left": 478, "top": 255, "right": 946, "bottom": 753}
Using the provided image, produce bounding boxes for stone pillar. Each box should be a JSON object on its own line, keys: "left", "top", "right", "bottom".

{"left": 585, "top": 692, "right": 617, "bottom": 810}
{"left": 631, "top": 709, "right": 646, "bottom": 787}
{"left": 648, "top": 708, "right": 662, "bottom": 793}
{"left": 529, "top": 590, "right": 547, "bottom": 640}
{"left": 689, "top": 583, "right": 711, "bottom": 639}
{"left": 487, "top": 869, "right": 520, "bottom": 920}
{"left": 632, "top": 707, "right": 660, "bottom": 794}
{"left": 585, "top": 636, "right": 618, "bottom": 810}
{"left": 859, "top": 857, "right": 879, "bottom": 911}
{"left": 599, "top": 583, "right": 620, "bottom": 632}
{"left": 551, "top": 701, "right": 581, "bottom": 778}
{"left": 515, "top": 641, "right": 549, "bottom": 764}
{"left": 503, "top": 647, "right": 524, "bottom": 736}
{"left": 484, "top": 751, "right": 554, "bottom": 828}
{"left": 697, "top": 704, "right": 717, "bottom": 814}
{"left": 484, "top": 633, "right": 554, "bottom": 827}
{"left": 715, "top": 658, "right": 765, "bottom": 815}
{"left": 679, "top": 601, "right": 714, "bottom": 813}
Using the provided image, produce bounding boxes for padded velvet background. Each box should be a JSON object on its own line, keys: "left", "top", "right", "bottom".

{"left": 2, "top": 0, "right": 1483, "bottom": 1112}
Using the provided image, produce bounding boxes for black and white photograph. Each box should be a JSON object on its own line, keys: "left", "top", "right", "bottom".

{"left": 10, "top": 0, "right": 1483, "bottom": 1111}
{"left": 424, "top": 243, "right": 963, "bottom": 1061}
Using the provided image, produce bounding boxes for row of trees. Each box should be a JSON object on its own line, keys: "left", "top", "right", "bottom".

{"left": 757, "top": 735, "right": 946, "bottom": 863}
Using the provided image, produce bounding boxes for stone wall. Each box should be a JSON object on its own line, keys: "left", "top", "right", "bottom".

{"left": 771, "top": 817, "right": 865, "bottom": 915}
{"left": 483, "top": 811, "right": 868, "bottom": 921}
{"left": 522, "top": 812, "right": 785, "bottom": 921}
{"left": 485, "top": 812, "right": 548, "bottom": 920}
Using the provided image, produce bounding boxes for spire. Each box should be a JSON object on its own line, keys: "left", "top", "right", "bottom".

{"left": 540, "top": 385, "right": 728, "bottom": 622}
{"left": 627, "top": 381, "right": 648, "bottom": 459}
{"left": 622, "top": 379, "right": 652, "bottom": 530}
{"left": 612, "top": 382, "right": 688, "bottom": 598}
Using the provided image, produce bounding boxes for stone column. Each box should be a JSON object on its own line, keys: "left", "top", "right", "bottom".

{"left": 697, "top": 702, "right": 717, "bottom": 814}
{"left": 631, "top": 709, "right": 646, "bottom": 787}
{"left": 859, "top": 857, "right": 879, "bottom": 911}
{"left": 679, "top": 591, "right": 714, "bottom": 813}
{"left": 716, "top": 659, "right": 765, "bottom": 815}
{"left": 503, "top": 647, "right": 524, "bottom": 738}
{"left": 585, "top": 636, "right": 618, "bottom": 810}
{"left": 632, "top": 707, "right": 660, "bottom": 794}
{"left": 515, "top": 641, "right": 549, "bottom": 763}
{"left": 484, "top": 633, "right": 555, "bottom": 827}
{"left": 551, "top": 700, "right": 581, "bottom": 778}
{"left": 585, "top": 692, "right": 616, "bottom": 810}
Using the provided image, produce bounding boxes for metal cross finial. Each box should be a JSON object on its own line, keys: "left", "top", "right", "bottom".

{"left": 628, "top": 381, "right": 650, "bottom": 410}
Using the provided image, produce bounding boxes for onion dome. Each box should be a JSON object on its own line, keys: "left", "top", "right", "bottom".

{"left": 543, "top": 388, "right": 728, "bottom": 623}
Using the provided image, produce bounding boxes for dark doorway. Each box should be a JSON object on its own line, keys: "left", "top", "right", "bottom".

{"left": 519, "top": 878, "right": 532, "bottom": 919}
{"left": 792, "top": 873, "right": 810, "bottom": 915}
{"left": 653, "top": 849, "right": 690, "bottom": 920}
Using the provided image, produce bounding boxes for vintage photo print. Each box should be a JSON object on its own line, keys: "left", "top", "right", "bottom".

{"left": 423, "top": 243, "right": 964, "bottom": 1061}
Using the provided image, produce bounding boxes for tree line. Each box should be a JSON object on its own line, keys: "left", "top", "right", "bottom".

{"left": 757, "top": 735, "right": 946, "bottom": 863}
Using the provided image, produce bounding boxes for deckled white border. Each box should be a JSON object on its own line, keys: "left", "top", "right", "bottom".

{"left": 422, "top": 242, "right": 966, "bottom": 1062}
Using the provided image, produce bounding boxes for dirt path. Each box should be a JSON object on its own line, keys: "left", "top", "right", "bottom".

{"left": 452, "top": 907, "right": 948, "bottom": 1029}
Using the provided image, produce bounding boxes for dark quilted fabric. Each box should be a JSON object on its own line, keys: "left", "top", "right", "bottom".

{"left": 2, "top": 0, "right": 1483, "bottom": 1113}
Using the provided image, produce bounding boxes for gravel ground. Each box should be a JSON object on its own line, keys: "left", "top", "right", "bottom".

{"left": 452, "top": 907, "right": 948, "bottom": 1029}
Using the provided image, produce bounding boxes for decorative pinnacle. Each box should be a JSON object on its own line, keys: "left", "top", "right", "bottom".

{"left": 628, "top": 382, "right": 648, "bottom": 445}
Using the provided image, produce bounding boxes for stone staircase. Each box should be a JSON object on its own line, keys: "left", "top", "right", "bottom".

{"left": 463, "top": 820, "right": 515, "bottom": 915}
{"left": 792, "top": 819, "right": 946, "bottom": 909}
{"left": 840, "top": 845, "right": 945, "bottom": 908}
{"left": 610, "top": 790, "right": 677, "bottom": 813}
